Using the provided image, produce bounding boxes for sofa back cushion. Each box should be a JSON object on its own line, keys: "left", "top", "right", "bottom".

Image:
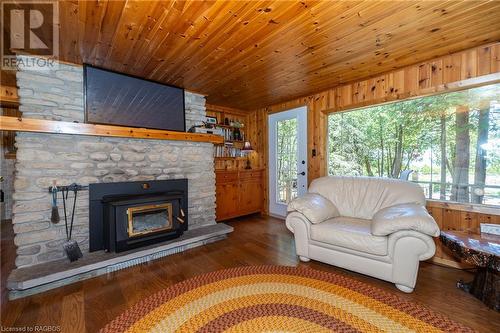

{"left": 308, "top": 176, "right": 426, "bottom": 219}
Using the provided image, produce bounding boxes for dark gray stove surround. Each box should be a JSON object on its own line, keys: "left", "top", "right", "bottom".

{"left": 89, "top": 179, "right": 188, "bottom": 252}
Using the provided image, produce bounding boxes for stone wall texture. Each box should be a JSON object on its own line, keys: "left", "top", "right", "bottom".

{"left": 12, "top": 56, "right": 215, "bottom": 268}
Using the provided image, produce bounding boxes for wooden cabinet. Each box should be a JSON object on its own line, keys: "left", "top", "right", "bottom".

{"left": 216, "top": 183, "right": 239, "bottom": 218}
{"left": 216, "top": 169, "right": 264, "bottom": 221}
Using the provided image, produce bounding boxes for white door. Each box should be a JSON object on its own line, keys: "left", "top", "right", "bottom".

{"left": 268, "top": 106, "right": 308, "bottom": 217}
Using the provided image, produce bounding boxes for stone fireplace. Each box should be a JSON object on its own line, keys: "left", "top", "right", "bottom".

{"left": 89, "top": 179, "right": 188, "bottom": 252}
{"left": 12, "top": 56, "right": 217, "bottom": 268}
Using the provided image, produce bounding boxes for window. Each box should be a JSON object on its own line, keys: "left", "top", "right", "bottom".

{"left": 276, "top": 118, "right": 298, "bottom": 203}
{"left": 328, "top": 83, "right": 500, "bottom": 206}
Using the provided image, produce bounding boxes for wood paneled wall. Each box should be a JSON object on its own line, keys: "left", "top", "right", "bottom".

{"left": 206, "top": 104, "right": 249, "bottom": 123}
{"left": 0, "top": 85, "right": 20, "bottom": 159}
{"left": 246, "top": 108, "right": 269, "bottom": 212}
{"left": 251, "top": 42, "right": 500, "bottom": 263}
{"left": 0, "top": 85, "right": 18, "bottom": 106}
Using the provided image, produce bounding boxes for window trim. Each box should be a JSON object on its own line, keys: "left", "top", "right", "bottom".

{"left": 322, "top": 73, "right": 500, "bottom": 115}
{"left": 427, "top": 199, "right": 500, "bottom": 215}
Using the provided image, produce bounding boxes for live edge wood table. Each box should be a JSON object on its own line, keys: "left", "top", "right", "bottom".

{"left": 440, "top": 231, "right": 500, "bottom": 311}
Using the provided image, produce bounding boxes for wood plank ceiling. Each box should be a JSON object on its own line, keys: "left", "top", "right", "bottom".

{"left": 10, "top": 1, "right": 500, "bottom": 109}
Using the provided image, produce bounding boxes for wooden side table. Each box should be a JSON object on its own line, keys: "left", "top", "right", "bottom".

{"left": 440, "top": 231, "right": 500, "bottom": 311}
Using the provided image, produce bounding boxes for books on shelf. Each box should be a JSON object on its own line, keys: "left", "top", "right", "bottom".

{"left": 215, "top": 125, "right": 244, "bottom": 141}
{"left": 210, "top": 123, "right": 245, "bottom": 158}
{"left": 214, "top": 143, "right": 242, "bottom": 158}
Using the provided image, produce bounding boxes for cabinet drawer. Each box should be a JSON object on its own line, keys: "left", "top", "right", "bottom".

{"left": 239, "top": 170, "right": 262, "bottom": 180}
{"left": 216, "top": 172, "right": 238, "bottom": 184}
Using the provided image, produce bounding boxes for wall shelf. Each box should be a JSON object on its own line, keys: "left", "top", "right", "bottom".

{"left": 215, "top": 157, "right": 247, "bottom": 160}
{"left": 206, "top": 104, "right": 252, "bottom": 167}
{"left": 213, "top": 124, "right": 244, "bottom": 130}
{"left": 0, "top": 116, "right": 224, "bottom": 144}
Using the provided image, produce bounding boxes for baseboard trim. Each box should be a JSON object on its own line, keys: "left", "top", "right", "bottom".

{"left": 268, "top": 213, "right": 285, "bottom": 220}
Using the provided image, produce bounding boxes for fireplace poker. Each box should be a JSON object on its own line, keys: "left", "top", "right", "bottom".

{"left": 61, "top": 184, "right": 83, "bottom": 262}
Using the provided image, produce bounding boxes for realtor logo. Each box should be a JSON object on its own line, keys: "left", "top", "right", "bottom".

{"left": 1, "top": 0, "right": 59, "bottom": 70}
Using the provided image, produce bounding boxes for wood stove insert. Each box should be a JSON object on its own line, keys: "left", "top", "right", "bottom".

{"left": 89, "top": 180, "right": 188, "bottom": 252}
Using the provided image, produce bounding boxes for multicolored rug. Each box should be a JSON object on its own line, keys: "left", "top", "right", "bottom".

{"left": 101, "top": 266, "right": 474, "bottom": 333}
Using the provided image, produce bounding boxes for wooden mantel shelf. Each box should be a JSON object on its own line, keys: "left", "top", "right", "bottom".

{"left": 0, "top": 116, "right": 224, "bottom": 144}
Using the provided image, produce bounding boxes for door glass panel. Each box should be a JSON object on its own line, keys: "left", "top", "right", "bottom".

{"left": 276, "top": 118, "right": 298, "bottom": 204}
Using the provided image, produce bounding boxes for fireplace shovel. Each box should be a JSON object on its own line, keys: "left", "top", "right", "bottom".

{"left": 62, "top": 185, "right": 83, "bottom": 262}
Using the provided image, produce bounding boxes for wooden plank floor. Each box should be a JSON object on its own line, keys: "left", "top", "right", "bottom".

{"left": 1, "top": 215, "right": 499, "bottom": 332}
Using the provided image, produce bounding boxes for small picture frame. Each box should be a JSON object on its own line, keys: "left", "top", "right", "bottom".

{"left": 206, "top": 116, "right": 217, "bottom": 124}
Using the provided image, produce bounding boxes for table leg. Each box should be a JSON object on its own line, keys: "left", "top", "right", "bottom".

{"left": 457, "top": 268, "right": 499, "bottom": 311}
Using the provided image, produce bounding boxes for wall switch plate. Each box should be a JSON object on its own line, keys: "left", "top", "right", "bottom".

{"left": 480, "top": 223, "right": 500, "bottom": 236}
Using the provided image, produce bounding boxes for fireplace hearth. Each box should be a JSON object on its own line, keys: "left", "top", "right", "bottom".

{"left": 89, "top": 180, "right": 188, "bottom": 252}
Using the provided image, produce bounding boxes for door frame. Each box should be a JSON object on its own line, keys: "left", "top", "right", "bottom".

{"left": 268, "top": 106, "right": 308, "bottom": 218}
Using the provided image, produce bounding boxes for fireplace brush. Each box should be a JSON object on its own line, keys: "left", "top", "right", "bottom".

{"left": 50, "top": 183, "right": 60, "bottom": 224}
{"left": 61, "top": 183, "right": 84, "bottom": 262}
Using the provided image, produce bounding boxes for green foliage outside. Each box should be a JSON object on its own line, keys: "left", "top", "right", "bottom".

{"left": 328, "top": 83, "right": 500, "bottom": 205}
{"left": 277, "top": 118, "right": 298, "bottom": 203}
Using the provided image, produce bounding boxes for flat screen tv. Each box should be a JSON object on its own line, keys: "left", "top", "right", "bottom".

{"left": 84, "top": 65, "right": 185, "bottom": 131}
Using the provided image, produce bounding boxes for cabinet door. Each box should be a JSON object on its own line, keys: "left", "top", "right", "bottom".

{"left": 216, "top": 182, "right": 238, "bottom": 220}
{"left": 239, "top": 180, "right": 263, "bottom": 214}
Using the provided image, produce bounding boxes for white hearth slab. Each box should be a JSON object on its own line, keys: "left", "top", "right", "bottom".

{"left": 7, "top": 223, "right": 233, "bottom": 299}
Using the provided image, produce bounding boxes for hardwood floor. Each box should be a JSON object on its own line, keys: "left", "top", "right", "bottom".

{"left": 1, "top": 215, "right": 499, "bottom": 332}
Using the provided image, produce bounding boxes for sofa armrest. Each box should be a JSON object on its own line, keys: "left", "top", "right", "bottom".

{"left": 371, "top": 203, "right": 439, "bottom": 237}
{"left": 285, "top": 211, "right": 311, "bottom": 236}
{"left": 285, "top": 211, "right": 313, "bottom": 258}
{"left": 287, "top": 193, "right": 339, "bottom": 224}
{"left": 388, "top": 230, "right": 436, "bottom": 291}
{"left": 387, "top": 230, "right": 436, "bottom": 261}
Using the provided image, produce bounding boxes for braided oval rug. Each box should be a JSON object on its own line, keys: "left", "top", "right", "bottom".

{"left": 101, "top": 265, "right": 474, "bottom": 333}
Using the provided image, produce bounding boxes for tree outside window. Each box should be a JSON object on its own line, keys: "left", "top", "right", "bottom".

{"left": 276, "top": 118, "right": 298, "bottom": 204}
{"left": 328, "top": 83, "right": 500, "bottom": 206}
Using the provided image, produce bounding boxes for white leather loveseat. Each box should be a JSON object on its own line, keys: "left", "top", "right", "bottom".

{"left": 286, "top": 176, "right": 439, "bottom": 293}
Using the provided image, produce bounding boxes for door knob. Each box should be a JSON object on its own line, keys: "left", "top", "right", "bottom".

{"left": 298, "top": 171, "right": 305, "bottom": 176}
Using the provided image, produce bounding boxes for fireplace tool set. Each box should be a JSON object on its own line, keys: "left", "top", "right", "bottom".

{"left": 49, "top": 183, "right": 88, "bottom": 262}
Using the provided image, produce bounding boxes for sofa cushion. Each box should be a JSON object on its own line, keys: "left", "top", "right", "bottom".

{"left": 372, "top": 203, "right": 440, "bottom": 237}
{"left": 310, "top": 217, "right": 388, "bottom": 256}
{"left": 287, "top": 193, "right": 340, "bottom": 224}
{"left": 308, "top": 176, "right": 426, "bottom": 220}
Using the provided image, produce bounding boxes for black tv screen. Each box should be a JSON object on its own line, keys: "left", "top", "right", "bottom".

{"left": 84, "top": 65, "right": 185, "bottom": 131}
